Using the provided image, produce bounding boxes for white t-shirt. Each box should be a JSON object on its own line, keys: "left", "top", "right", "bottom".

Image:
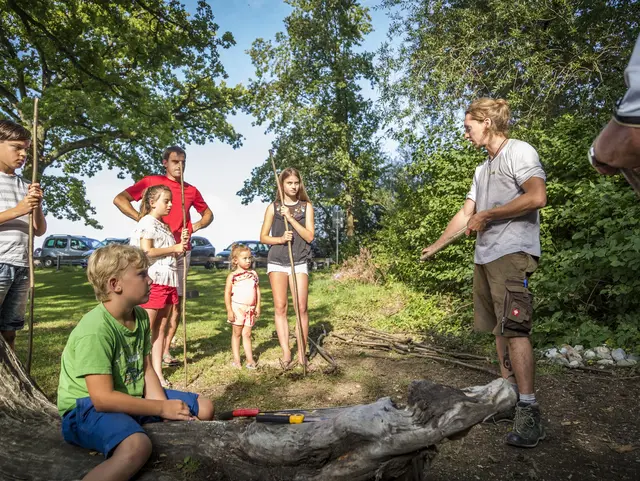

{"left": 130, "top": 215, "right": 177, "bottom": 287}
{"left": 0, "top": 172, "right": 30, "bottom": 267}
{"left": 467, "top": 139, "right": 546, "bottom": 265}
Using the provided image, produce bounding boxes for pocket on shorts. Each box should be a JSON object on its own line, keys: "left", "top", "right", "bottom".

{"left": 501, "top": 279, "right": 533, "bottom": 335}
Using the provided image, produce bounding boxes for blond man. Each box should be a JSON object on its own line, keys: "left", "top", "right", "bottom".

{"left": 423, "top": 98, "right": 547, "bottom": 448}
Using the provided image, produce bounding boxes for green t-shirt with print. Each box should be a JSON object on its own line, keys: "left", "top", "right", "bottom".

{"left": 57, "top": 303, "right": 151, "bottom": 417}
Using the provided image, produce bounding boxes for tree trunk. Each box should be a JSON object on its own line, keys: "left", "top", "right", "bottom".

{"left": 0, "top": 336, "right": 515, "bottom": 481}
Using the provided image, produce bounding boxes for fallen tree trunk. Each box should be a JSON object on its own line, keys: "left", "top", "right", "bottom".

{"left": 0, "top": 336, "right": 515, "bottom": 481}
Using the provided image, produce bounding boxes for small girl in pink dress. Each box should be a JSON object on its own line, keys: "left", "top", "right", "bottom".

{"left": 224, "top": 244, "right": 261, "bottom": 369}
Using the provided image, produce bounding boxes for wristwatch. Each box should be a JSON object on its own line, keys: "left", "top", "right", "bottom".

{"left": 587, "top": 142, "right": 608, "bottom": 170}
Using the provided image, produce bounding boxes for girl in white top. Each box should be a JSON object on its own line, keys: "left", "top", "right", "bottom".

{"left": 130, "top": 184, "right": 187, "bottom": 387}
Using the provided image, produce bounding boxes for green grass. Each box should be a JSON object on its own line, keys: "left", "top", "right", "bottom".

{"left": 15, "top": 266, "right": 494, "bottom": 412}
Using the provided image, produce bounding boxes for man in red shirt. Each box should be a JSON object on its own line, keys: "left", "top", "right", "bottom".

{"left": 113, "top": 146, "right": 213, "bottom": 364}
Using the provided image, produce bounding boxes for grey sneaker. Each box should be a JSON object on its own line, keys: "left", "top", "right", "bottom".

{"left": 505, "top": 402, "right": 546, "bottom": 448}
{"left": 483, "top": 405, "right": 515, "bottom": 424}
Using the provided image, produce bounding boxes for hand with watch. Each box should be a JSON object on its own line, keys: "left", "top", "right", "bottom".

{"left": 588, "top": 34, "right": 640, "bottom": 195}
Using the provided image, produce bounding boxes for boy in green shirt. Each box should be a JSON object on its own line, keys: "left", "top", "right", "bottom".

{"left": 57, "top": 244, "right": 214, "bottom": 481}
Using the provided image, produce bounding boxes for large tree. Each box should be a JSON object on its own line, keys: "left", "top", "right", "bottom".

{"left": 380, "top": 0, "right": 640, "bottom": 129}
{"left": 0, "top": 0, "right": 244, "bottom": 227}
{"left": 239, "top": 0, "right": 386, "bottom": 239}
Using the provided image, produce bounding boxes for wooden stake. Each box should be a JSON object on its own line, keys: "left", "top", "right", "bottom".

{"left": 269, "top": 150, "right": 307, "bottom": 375}
{"left": 26, "top": 98, "right": 39, "bottom": 375}
{"left": 179, "top": 162, "right": 188, "bottom": 386}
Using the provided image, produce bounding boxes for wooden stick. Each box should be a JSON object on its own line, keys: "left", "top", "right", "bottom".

{"left": 26, "top": 97, "right": 39, "bottom": 375}
{"left": 269, "top": 150, "right": 307, "bottom": 375}
{"left": 179, "top": 162, "right": 188, "bottom": 386}
{"left": 420, "top": 226, "right": 467, "bottom": 261}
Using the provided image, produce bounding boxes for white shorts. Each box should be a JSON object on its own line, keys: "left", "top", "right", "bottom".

{"left": 267, "top": 262, "right": 308, "bottom": 276}
{"left": 176, "top": 251, "right": 192, "bottom": 296}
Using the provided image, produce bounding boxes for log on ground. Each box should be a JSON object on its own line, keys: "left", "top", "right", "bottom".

{"left": 0, "top": 336, "right": 515, "bottom": 481}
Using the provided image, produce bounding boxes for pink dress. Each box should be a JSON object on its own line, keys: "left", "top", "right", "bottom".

{"left": 229, "top": 270, "right": 259, "bottom": 327}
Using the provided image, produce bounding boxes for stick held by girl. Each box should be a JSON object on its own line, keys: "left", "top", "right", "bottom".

{"left": 259, "top": 167, "right": 315, "bottom": 370}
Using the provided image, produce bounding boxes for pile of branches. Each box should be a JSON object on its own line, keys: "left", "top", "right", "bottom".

{"left": 332, "top": 326, "right": 497, "bottom": 376}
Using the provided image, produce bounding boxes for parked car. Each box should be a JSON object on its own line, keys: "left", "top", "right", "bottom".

{"left": 214, "top": 240, "right": 269, "bottom": 269}
{"left": 80, "top": 238, "right": 130, "bottom": 268}
{"left": 40, "top": 235, "right": 101, "bottom": 267}
{"left": 190, "top": 236, "right": 216, "bottom": 269}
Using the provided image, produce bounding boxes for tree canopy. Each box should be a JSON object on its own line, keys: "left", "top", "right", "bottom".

{"left": 0, "top": 0, "right": 244, "bottom": 226}
{"left": 239, "top": 0, "right": 387, "bottom": 239}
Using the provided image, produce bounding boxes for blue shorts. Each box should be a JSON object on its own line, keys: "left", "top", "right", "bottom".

{"left": 61, "top": 389, "right": 199, "bottom": 457}
{"left": 0, "top": 263, "right": 29, "bottom": 332}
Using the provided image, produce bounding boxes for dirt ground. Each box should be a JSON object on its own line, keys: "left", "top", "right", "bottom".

{"left": 198, "top": 338, "right": 640, "bottom": 481}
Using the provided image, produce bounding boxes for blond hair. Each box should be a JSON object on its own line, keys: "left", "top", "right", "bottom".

{"left": 465, "top": 98, "right": 511, "bottom": 136}
{"left": 275, "top": 167, "right": 311, "bottom": 203}
{"left": 87, "top": 244, "right": 150, "bottom": 301}
{"left": 230, "top": 244, "right": 252, "bottom": 269}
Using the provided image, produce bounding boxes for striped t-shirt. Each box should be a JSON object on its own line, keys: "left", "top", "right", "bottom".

{"left": 0, "top": 172, "right": 30, "bottom": 267}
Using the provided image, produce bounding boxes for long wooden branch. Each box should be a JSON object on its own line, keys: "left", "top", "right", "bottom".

{"left": 46, "top": 131, "right": 127, "bottom": 163}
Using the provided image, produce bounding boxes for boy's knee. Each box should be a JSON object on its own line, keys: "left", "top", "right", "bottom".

{"left": 118, "top": 432, "right": 152, "bottom": 465}
{"left": 197, "top": 397, "right": 214, "bottom": 420}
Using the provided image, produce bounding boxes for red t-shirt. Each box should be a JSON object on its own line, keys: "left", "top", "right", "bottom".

{"left": 125, "top": 175, "right": 209, "bottom": 249}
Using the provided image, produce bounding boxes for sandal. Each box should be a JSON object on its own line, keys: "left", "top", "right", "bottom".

{"left": 279, "top": 358, "right": 296, "bottom": 371}
{"left": 162, "top": 354, "right": 180, "bottom": 367}
{"left": 161, "top": 379, "right": 172, "bottom": 388}
{"left": 230, "top": 361, "right": 242, "bottom": 369}
{"left": 245, "top": 363, "right": 257, "bottom": 370}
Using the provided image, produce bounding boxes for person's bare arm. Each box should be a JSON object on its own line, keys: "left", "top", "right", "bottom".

{"left": 422, "top": 199, "right": 476, "bottom": 258}
{"left": 139, "top": 237, "right": 185, "bottom": 259}
{"left": 593, "top": 119, "right": 640, "bottom": 172}
{"left": 0, "top": 185, "right": 40, "bottom": 226}
{"left": 281, "top": 202, "right": 315, "bottom": 243}
{"left": 255, "top": 277, "right": 261, "bottom": 318}
{"left": 192, "top": 208, "right": 213, "bottom": 233}
{"left": 113, "top": 190, "right": 140, "bottom": 221}
{"left": 85, "top": 374, "right": 194, "bottom": 420}
{"left": 224, "top": 273, "right": 234, "bottom": 321}
{"left": 467, "top": 177, "right": 546, "bottom": 232}
{"left": 142, "top": 355, "right": 167, "bottom": 401}
{"left": 259, "top": 204, "right": 292, "bottom": 245}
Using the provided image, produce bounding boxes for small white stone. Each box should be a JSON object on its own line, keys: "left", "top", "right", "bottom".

{"left": 596, "top": 359, "right": 614, "bottom": 366}
{"left": 545, "top": 348, "right": 558, "bottom": 359}
{"left": 594, "top": 346, "right": 612, "bottom": 360}
{"left": 553, "top": 357, "right": 570, "bottom": 367}
{"left": 569, "top": 360, "right": 581, "bottom": 368}
{"left": 560, "top": 347, "right": 568, "bottom": 355}
{"left": 611, "top": 348, "right": 627, "bottom": 362}
{"left": 584, "top": 350, "right": 597, "bottom": 360}
{"left": 617, "top": 359, "right": 637, "bottom": 368}
{"left": 574, "top": 345, "right": 584, "bottom": 353}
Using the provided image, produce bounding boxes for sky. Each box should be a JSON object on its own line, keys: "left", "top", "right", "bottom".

{"left": 30, "top": 1, "right": 393, "bottom": 251}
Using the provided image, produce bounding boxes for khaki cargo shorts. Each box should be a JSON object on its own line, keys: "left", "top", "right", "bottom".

{"left": 473, "top": 252, "right": 538, "bottom": 338}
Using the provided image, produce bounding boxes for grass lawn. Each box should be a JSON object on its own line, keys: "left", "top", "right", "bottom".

{"left": 12, "top": 266, "right": 640, "bottom": 481}
{"left": 17, "top": 265, "right": 465, "bottom": 410}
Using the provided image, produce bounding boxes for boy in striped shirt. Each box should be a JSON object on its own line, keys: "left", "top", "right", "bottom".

{"left": 0, "top": 120, "right": 47, "bottom": 350}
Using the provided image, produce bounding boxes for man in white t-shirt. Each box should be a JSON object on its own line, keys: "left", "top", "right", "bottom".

{"left": 422, "top": 98, "right": 547, "bottom": 448}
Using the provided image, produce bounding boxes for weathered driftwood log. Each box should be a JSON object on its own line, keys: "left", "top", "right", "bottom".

{"left": 0, "top": 336, "right": 515, "bottom": 481}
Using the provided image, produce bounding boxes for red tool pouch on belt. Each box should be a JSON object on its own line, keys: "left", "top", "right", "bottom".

{"left": 501, "top": 279, "right": 533, "bottom": 336}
